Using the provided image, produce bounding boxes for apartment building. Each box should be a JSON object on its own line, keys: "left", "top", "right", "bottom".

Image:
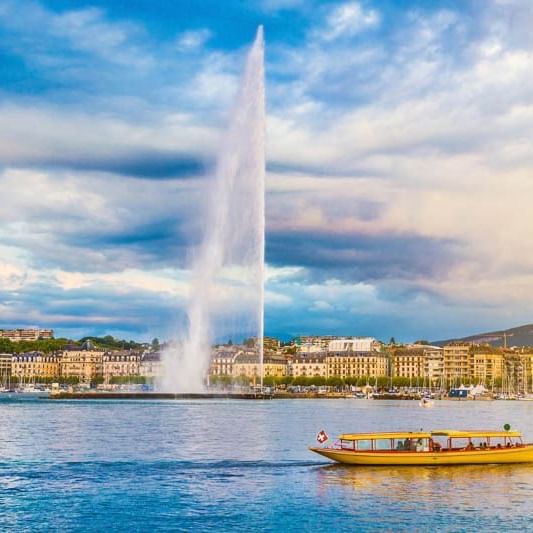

{"left": 0, "top": 328, "right": 54, "bottom": 342}
{"left": 11, "top": 352, "right": 60, "bottom": 381}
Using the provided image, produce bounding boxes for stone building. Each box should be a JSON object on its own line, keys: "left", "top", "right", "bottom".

{"left": 423, "top": 346, "right": 444, "bottom": 385}
{"left": 139, "top": 351, "right": 162, "bottom": 380}
{"left": 103, "top": 351, "right": 140, "bottom": 383}
{"left": 61, "top": 341, "right": 104, "bottom": 382}
{"left": 232, "top": 352, "right": 287, "bottom": 380}
{"left": 391, "top": 347, "right": 425, "bottom": 379}
{"left": 210, "top": 347, "right": 240, "bottom": 376}
{"left": 472, "top": 351, "right": 504, "bottom": 386}
{"left": 443, "top": 343, "right": 471, "bottom": 383}
{"left": 326, "top": 352, "right": 389, "bottom": 379}
{"left": 503, "top": 352, "right": 532, "bottom": 394}
{"left": 0, "top": 328, "right": 54, "bottom": 342}
{"left": 11, "top": 352, "right": 60, "bottom": 382}
{"left": 289, "top": 354, "right": 327, "bottom": 378}
{"left": 1, "top": 352, "right": 12, "bottom": 386}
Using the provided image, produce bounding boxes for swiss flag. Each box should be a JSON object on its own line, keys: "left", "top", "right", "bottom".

{"left": 316, "top": 430, "right": 329, "bottom": 444}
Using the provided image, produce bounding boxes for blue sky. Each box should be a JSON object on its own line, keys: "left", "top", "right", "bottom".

{"left": 1, "top": 0, "right": 533, "bottom": 342}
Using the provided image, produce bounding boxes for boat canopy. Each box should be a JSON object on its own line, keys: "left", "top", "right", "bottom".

{"left": 338, "top": 432, "right": 431, "bottom": 441}
{"left": 431, "top": 430, "right": 522, "bottom": 438}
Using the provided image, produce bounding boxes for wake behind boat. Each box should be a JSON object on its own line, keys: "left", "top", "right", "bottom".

{"left": 310, "top": 429, "right": 533, "bottom": 465}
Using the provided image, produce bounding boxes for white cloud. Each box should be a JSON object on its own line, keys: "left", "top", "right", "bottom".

{"left": 319, "top": 2, "right": 380, "bottom": 41}
{"left": 176, "top": 29, "right": 212, "bottom": 51}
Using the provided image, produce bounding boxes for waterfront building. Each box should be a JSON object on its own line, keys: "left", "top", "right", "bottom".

{"left": 139, "top": 351, "right": 162, "bottom": 380}
{"left": 11, "top": 352, "right": 60, "bottom": 382}
{"left": 391, "top": 347, "right": 425, "bottom": 379}
{"left": 503, "top": 352, "right": 532, "bottom": 394}
{"left": 232, "top": 353, "right": 287, "bottom": 379}
{"left": 103, "top": 351, "right": 140, "bottom": 383}
{"left": 326, "top": 352, "right": 389, "bottom": 379}
{"left": 443, "top": 343, "right": 471, "bottom": 383}
{"left": 0, "top": 328, "right": 54, "bottom": 342}
{"left": 0, "top": 353, "right": 12, "bottom": 385}
{"left": 289, "top": 354, "right": 327, "bottom": 378}
{"left": 472, "top": 351, "right": 504, "bottom": 386}
{"left": 210, "top": 348, "right": 239, "bottom": 376}
{"left": 61, "top": 341, "right": 104, "bottom": 382}
{"left": 422, "top": 346, "right": 444, "bottom": 385}
{"left": 327, "top": 337, "right": 381, "bottom": 353}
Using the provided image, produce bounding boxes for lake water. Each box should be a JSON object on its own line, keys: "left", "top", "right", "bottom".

{"left": 1, "top": 396, "right": 532, "bottom": 531}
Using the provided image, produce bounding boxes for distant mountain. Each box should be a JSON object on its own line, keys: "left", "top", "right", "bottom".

{"left": 432, "top": 323, "right": 533, "bottom": 347}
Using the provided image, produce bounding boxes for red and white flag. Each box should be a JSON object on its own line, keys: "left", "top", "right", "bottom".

{"left": 316, "top": 430, "right": 329, "bottom": 444}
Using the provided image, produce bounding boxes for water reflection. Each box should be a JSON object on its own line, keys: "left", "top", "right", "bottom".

{"left": 317, "top": 463, "right": 533, "bottom": 513}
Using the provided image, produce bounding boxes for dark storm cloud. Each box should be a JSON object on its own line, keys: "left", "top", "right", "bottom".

{"left": 266, "top": 229, "right": 461, "bottom": 282}
{"left": 42, "top": 153, "right": 207, "bottom": 180}
{"left": 0, "top": 279, "right": 187, "bottom": 338}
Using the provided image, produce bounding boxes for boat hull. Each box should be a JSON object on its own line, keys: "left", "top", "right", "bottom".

{"left": 309, "top": 445, "right": 533, "bottom": 465}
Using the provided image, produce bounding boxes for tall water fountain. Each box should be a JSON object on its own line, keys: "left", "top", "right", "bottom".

{"left": 161, "top": 27, "right": 265, "bottom": 392}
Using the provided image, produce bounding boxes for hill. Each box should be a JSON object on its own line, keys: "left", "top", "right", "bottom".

{"left": 433, "top": 323, "right": 533, "bottom": 347}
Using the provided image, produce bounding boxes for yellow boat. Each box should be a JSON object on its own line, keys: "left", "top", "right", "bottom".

{"left": 310, "top": 429, "right": 533, "bottom": 465}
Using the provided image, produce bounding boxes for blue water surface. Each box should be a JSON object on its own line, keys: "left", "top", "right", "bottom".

{"left": 1, "top": 396, "right": 532, "bottom": 532}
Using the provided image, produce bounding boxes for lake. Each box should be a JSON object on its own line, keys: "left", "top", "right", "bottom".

{"left": 1, "top": 396, "right": 532, "bottom": 531}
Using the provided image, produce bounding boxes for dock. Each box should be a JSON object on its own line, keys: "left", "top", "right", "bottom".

{"left": 48, "top": 392, "right": 274, "bottom": 400}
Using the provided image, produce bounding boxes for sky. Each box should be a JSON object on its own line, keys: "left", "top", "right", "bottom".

{"left": 1, "top": 0, "right": 533, "bottom": 343}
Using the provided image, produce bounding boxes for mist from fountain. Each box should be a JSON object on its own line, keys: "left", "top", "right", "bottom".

{"left": 161, "top": 26, "right": 265, "bottom": 392}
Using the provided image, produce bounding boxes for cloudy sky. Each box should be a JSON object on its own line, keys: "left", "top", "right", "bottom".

{"left": 1, "top": 0, "right": 532, "bottom": 342}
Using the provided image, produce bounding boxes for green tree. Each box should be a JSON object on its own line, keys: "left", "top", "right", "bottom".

{"left": 308, "top": 376, "right": 326, "bottom": 386}
{"left": 280, "top": 376, "right": 294, "bottom": 386}
{"left": 293, "top": 376, "right": 311, "bottom": 386}
{"left": 263, "top": 376, "right": 276, "bottom": 387}
{"left": 326, "top": 376, "right": 344, "bottom": 388}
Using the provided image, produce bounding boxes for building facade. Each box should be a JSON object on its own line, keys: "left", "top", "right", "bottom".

{"left": 103, "top": 351, "right": 140, "bottom": 383}
{"left": 443, "top": 343, "right": 471, "bottom": 383}
{"left": 391, "top": 348, "right": 425, "bottom": 379}
{"left": 0, "top": 352, "right": 12, "bottom": 385}
{"left": 503, "top": 352, "right": 532, "bottom": 394}
{"left": 61, "top": 347, "right": 104, "bottom": 382}
{"left": 423, "top": 346, "right": 444, "bottom": 385}
{"left": 472, "top": 352, "right": 504, "bottom": 385}
{"left": 11, "top": 352, "right": 60, "bottom": 382}
{"left": 0, "top": 328, "right": 54, "bottom": 342}
{"left": 327, "top": 337, "right": 381, "bottom": 353}
{"left": 326, "top": 352, "right": 389, "bottom": 379}
{"left": 139, "top": 351, "right": 162, "bottom": 380}
{"left": 210, "top": 348, "right": 240, "bottom": 376}
{"left": 232, "top": 353, "right": 287, "bottom": 380}
{"left": 289, "top": 355, "right": 327, "bottom": 378}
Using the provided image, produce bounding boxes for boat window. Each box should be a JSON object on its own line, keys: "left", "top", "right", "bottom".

{"left": 451, "top": 438, "right": 470, "bottom": 450}
{"left": 375, "top": 439, "right": 390, "bottom": 450}
{"left": 431, "top": 437, "right": 447, "bottom": 451}
{"left": 356, "top": 440, "right": 372, "bottom": 451}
